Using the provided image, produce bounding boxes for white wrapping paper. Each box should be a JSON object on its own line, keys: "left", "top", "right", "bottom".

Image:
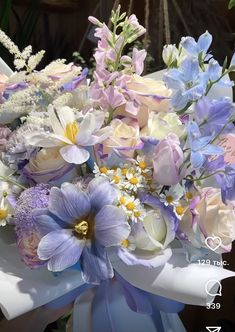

{"left": 0, "top": 227, "right": 84, "bottom": 319}
{"left": 110, "top": 248, "right": 235, "bottom": 306}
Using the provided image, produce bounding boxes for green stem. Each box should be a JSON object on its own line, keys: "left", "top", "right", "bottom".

{"left": 0, "top": 175, "right": 27, "bottom": 190}
{"left": 184, "top": 169, "right": 225, "bottom": 182}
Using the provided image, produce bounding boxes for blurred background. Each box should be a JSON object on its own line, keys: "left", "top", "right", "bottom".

{"left": 0, "top": 0, "right": 235, "bottom": 331}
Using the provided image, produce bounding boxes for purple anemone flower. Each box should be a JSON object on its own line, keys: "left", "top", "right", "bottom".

{"left": 33, "top": 177, "right": 130, "bottom": 284}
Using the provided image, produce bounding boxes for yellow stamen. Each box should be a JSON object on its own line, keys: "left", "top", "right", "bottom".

{"left": 74, "top": 220, "right": 88, "bottom": 236}
{"left": 185, "top": 192, "right": 193, "bottom": 200}
{"left": 65, "top": 121, "right": 79, "bottom": 143}
{"left": 122, "top": 168, "right": 128, "bottom": 176}
{"left": 134, "top": 210, "right": 141, "bottom": 218}
{"left": 100, "top": 166, "right": 108, "bottom": 174}
{"left": 119, "top": 196, "right": 126, "bottom": 205}
{"left": 166, "top": 195, "right": 174, "bottom": 204}
{"left": 0, "top": 208, "right": 8, "bottom": 220}
{"left": 126, "top": 202, "right": 136, "bottom": 211}
{"left": 129, "top": 177, "right": 138, "bottom": 185}
{"left": 175, "top": 206, "right": 185, "bottom": 216}
{"left": 113, "top": 175, "right": 120, "bottom": 184}
{"left": 121, "top": 239, "right": 130, "bottom": 248}
{"left": 139, "top": 161, "right": 147, "bottom": 170}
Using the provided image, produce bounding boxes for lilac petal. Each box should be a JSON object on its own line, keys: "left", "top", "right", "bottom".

{"left": 48, "top": 187, "right": 74, "bottom": 223}
{"left": 33, "top": 208, "right": 63, "bottom": 236}
{"left": 117, "top": 247, "right": 172, "bottom": 267}
{"left": 87, "top": 177, "right": 118, "bottom": 212}
{"left": 61, "top": 183, "right": 91, "bottom": 220}
{"left": 60, "top": 145, "right": 90, "bottom": 164}
{"left": 47, "top": 236, "right": 85, "bottom": 272}
{"left": 38, "top": 229, "right": 75, "bottom": 259}
{"left": 81, "top": 243, "right": 114, "bottom": 284}
{"left": 95, "top": 205, "right": 130, "bottom": 247}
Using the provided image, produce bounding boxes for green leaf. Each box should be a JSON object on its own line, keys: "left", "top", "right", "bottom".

{"left": 228, "top": 0, "right": 235, "bottom": 9}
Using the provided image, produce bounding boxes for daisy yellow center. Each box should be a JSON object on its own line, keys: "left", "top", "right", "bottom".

{"left": 122, "top": 168, "right": 128, "bottom": 176}
{"left": 126, "top": 202, "right": 136, "bottom": 211}
{"left": 113, "top": 175, "right": 120, "bottom": 184}
{"left": 175, "top": 206, "right": 185, "bottom": 216}
{"left": 139, "top": 161, "right": 147, "bottom": 170}
{"left": 121, "top": 239, "right": 129, "bottom": 248}
{"left": 185, "top": 192, "right": 193, "bottom": 199}
{"left": 129, "top": 177, "right": 138, "bottom": 185}
{"left": 65, "top": 121, "right": 79, "bottom": 143}
{"left": 74, "top": 220, "right": 89, "bottom": 237}
{"left": 134, "top": 210, "right": 141, "bottom": 218}
{"left": 0, "top": 208, "right": 8, "bottom": 220}
{"left": 119, "top": 196, "right": 126, "bottom": 205}
{"left": 166, "top": 195, "right": 174, "bottom": 204}
{"left": 100, "top": 166, "right": 108, "bottom": 174}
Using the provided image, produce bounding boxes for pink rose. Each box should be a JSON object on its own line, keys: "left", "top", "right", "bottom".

{"left": 153, "top": 133, "right": 184, "bottom": 185}
{"left": 17, "top": 232, "right": 45, "bottom": 268}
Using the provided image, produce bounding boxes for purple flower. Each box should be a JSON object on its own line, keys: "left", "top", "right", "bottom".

{"left": 14, "top": 184, "right": 50, "bottom": 268}
{"left": 33, "top": 177, "right": 130, "bottom": 284}
{"left": 187, "top": 121, "right": 223, "bottom": 169}
{"left": 163, "top": 57, "right": 209, "bottom": 110}
{"left": 195, "top": 97, "right": 235, "bottom": 137}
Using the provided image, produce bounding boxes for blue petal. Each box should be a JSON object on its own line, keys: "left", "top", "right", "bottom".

{"left": 200, "top": 144, "right": 224, "bottom": 155}
{"left": 183, "top": 83, "right": 205, "bottom": 101}
{"left": 171, "top": 90, "right": 188, "bottom": 110}
{"left": 180, "top": 36, "right": 198, "bottom": 55}
{"left": 33, "top": 208, "right": 63, "bottom": 236}
{"left": 197, "top": 31, "right": 212, "bottom": 53}
{"left": 88, "top": 177, "right": 118, "bottom": 213}
{"left": 38, "top": 229, "right": 84, "bottom": 261}
{"left": 81, "top": 243, "right": 114, "bottom": 284}
{"left": 48, "top": 187, "right": 74, "bottom": 223}
{"left": 208, "top": 59, "right": 221, "bottom": 81}
{"left": 181, "top": 58, "right": 199, "bottom": 82}
{"left": 191, "top": 151, "right": 205, "bottom": 168}
{"left": 192, "top": 136, "right": 212, "bottom": 151}
{"left": 163, "top": 69, "right": 184, "bottom": 89}
{"left": 61, "top": 183, "right": 91, "bottom": 220}
{"left": 95, "top": 205, "right": 130, "bottom": 247}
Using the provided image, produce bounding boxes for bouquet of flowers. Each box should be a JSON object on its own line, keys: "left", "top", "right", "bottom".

{"left": 1, "top": 6, "right": 235, "bottom": 332}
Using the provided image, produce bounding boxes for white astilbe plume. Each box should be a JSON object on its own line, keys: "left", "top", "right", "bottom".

{"left": 0, "top": 28, "right": 45, "bottom": 73}
{"left": 27, "top": 50, "right": 46, "bottom": 71}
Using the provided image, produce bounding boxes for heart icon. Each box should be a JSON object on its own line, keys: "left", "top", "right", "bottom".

{"left": 205, "top": 236, "right": 222, "bottom": 251}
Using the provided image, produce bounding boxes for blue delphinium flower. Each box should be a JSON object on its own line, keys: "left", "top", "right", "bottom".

{"left": 214, "top": 164, "right": 235, "bottom": 203}
{"left": 187, "top": 121, "right": 223, "bottom": 168}
{"left": 195, "top": 97, "right": 235, "bottom": 137}
{"left": 33, "top": 177, "right": 130, "bottom": 284}
{"left": 180, "top": 31, "right": 212, "bottom": 59}
{"left": 163, "top": 57, "right": 208, "bottom": 110}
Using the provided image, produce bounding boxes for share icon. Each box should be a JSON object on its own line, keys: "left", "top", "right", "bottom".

{"left": 206, "top": 327, "right": 221, "bottom": 332}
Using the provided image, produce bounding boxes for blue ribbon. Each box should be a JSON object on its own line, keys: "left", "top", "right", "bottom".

{"left": 45, "top": 271, "right": 184, "bottom": 331}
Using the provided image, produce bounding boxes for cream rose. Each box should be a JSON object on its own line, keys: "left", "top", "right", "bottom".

{"left": 115, "top": 74, "right": 171, "bottom": 127}
{"left": 141, "top": 112, "right": 184, "bottom": 140}
{"left": 23, "top": 147, "right": 75, "bottom": 184}
{"left": 180, "top": 187, "right": 235, "bottom": 253}
{"left": 102, "top": 117, "right": 142, "bottom": 157}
